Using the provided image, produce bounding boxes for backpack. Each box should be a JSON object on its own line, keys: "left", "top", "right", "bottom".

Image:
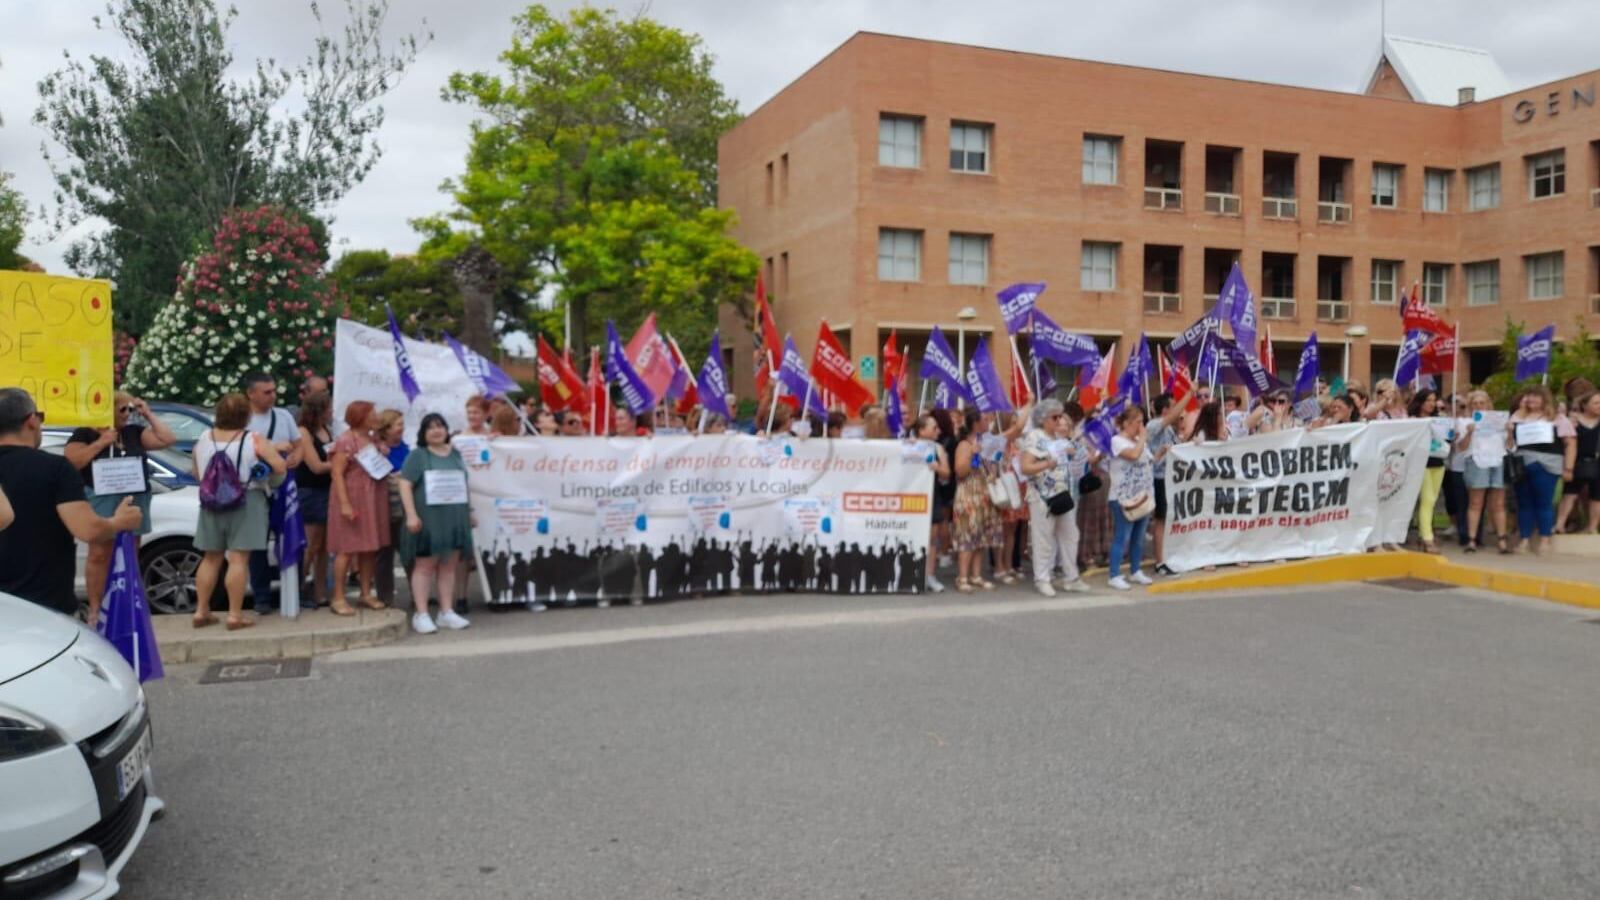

{"left": 199, "top": 434, "right": 248, "bottom": 512}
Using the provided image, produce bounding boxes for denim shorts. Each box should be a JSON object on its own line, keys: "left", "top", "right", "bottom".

{"left": 1464, "top": 459, "right": 1504, "bottom": 490}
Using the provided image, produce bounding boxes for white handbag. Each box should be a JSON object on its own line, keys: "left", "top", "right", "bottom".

{"left": 999, "top": 470, "right": 1023, "bottom": 509}
{"left": 987, "top": 474, "right": 1012, "bottom": 509}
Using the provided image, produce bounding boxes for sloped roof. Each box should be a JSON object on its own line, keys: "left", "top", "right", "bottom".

{"left": 1364, "top": 35, "right": 1513, "bottom": 104}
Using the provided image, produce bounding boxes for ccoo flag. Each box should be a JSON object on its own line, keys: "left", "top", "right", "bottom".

{"left": 964, "top": 337, "right": 1012, "bottom": 413}
{"left": 1293, "top": 332, "right": 1320, "bottom": 398}
{"left": 385, "top": 305, "right": 422, "bottom": 403}
{"left": 444, "top": 332, "right": 520, "bottom": 398}
{"left": 1216, "top": 262, "right": 1258, "bottom": 356}
{"left": 919, "top": 326, "right": 975, "bottom": 406}
{"left": 604, "top": 321, "right": 656, "bottom": 415}
{"left": 1515, "top": 324, "right": 1555, "bottom": 381}
{"left": 97, "top": 532, "right": 164, "bottom": 683}
{"left": 1028, "top": 309, "right": 1102, "bottom": 367}
{"left": 811, "top": 322, "right": 876, "bottom": 415}
{"left": 995, "top": 282, "right": 1046, "bottom": 335}
{"left": 1116, "top": 334, "right": 1153, "bottom": 407}
{"left": 779, "top": 336, "right": 828, "bottom": 418}
{"left": 696, "top": 332, "right": 733, "bottom": 419}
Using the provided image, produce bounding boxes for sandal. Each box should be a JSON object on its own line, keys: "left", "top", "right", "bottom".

{"left": 330, "top": 599, "right": 357, "bottom": 617}
{"left": 955, "top": 577, "right": 975, "bottom": 594}
{"left": 975, "top": 577, "right": 995, "bottom": 590}
{"left": 359, "top": 595, "right": 386, "bottom": 611}
{"left": 191, "top": 614, "right": 219, "bottom": 629}
{"left": 1421, "top": 540, "right": 1438, "bottom": 554}
{"left": 1465, "top": 541, "right": 1478, "bottom": 554}
{"left": 225, "top": 617, "right": 255, "bottom": 631}
{"left": 1496, "top": 536, "right": 1510, "bottom": 555}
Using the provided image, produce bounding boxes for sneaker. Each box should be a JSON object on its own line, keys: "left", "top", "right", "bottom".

{"left": 597, "top": 599, "right": 611, "bottom": 609}
{"left": 630, "top": 597, "right": 644, "bottom": 607}
{"left": 1062, "top": 579, "right": 1092, "bottom": 593}
{"left": 926, "top": 575, "right": 946, "bottom": 593}
{"left": 437, "top": 609, "right": 471, "bottom": 630}
{"left": 411, "top": 612, "right": 437, "bottom": 635}
{"left": 1153, "top": 563, "right": 1174, "bottom": 577}
{"left": 526, "top": 601, "right": 548, "bottom": 612}
{"left": 1035, "top": 581, "right": 1057, "bottom": 597}
{"left": 1107, "top": 576, "right": 1131, "bottom": 591}
{"left": 1129, "top": 571, "right": 1154, "bottom": 586}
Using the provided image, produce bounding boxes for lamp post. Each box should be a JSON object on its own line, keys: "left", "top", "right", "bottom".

{"left": 957, "top": 306, "right": 977, "bottom": 410}
{"left": 1342, "top": 324, "right": 1368, "bottom": 383}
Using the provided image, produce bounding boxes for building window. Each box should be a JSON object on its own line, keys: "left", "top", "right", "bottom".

{"left": 950, "top": 122, "right": 991, "bottom": 173}
{"left": 948, "top": 233, "right": 990, "bottom": 285}
{"left": 1527, "top": 150, "right": 1566, "bottom": 199}
{"left": 877, "top": 115, "right": 922, "bottom": 168}
{"left": 1082, "top": 135, "right": 1119, "bottom": 185}
{"left": 877, "top": 229, "right": 921, "bottom": 281}
{"left": 1080, "top": 241, "right": 1118, "bottom": 291}
{"left": 1465, "top": 261, "right": 1500, "bottom": 306}
{"left": 1526, "top": 252, "right": 1564, "bottom": 300}
{"left": 1371, "top": 164, "right": 1401, "bottom": 208}
{"left": 1467, "top": 164, "right": 1500, "bottom": 211}
{"left": 1423, "top": 263, "right": 1449, "bottom": 307}
{"left": 1423, "top": 169, "right": 1450, "bottom": 212}
{"left": 1370, "top": 259, "right": 1400, "bottom": 304}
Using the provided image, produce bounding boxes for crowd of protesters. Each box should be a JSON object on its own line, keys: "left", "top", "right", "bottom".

{"left": 0, "top": 366, "right": 1596, "bottom": 630}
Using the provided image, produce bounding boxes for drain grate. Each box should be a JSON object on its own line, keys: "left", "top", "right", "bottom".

{"left": 1367, "top": 577, "right": 1454, "bottom": 592}
{"left": 199, "top": 657, "right": 312, "bottom": 684}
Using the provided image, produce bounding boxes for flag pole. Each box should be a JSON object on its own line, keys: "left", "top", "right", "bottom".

{"left": 590, "top": 346, "right": 600, "bottom": 435}
{"left": 800, "top": 375, "right": 815, "bottom": 430}
{"left": 765, "top": 379, "right": 781, "bottom": 436}
{"left": 1008, "top": 333, "right": 1032, "bottom": 397}
{"left": 915, "top": 377, "right": 929, "bottom": 421}
{"left": 1450, "top": 322, "right": 1460, "bottom": 408}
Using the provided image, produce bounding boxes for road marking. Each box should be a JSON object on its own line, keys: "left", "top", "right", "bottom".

{"left": 329, "top": 593, "right": 1156, "bottom": 664}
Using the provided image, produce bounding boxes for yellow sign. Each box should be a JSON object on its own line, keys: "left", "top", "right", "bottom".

{"left": 0, "top": 271, "right": 115, "bottom": 427}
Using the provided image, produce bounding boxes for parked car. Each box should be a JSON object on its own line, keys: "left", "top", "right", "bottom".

{"left": 143, "top": 402, "right": 212, "bottom": 454}
{"left": 0, "top": 591, "right": 164, "bottom": 898}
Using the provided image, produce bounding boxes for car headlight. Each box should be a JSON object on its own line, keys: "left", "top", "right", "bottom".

{"left": 0, "top": 705, "right": 65, "bottom": 762}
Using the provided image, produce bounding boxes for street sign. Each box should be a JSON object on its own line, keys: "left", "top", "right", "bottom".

{"left": 859, "top": 356, "right": 877, "bottom": 378}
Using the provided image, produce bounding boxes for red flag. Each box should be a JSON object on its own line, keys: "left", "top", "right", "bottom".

{"left": 882, "top": 329, "right": 903, "bottom": 395}
{"left": 1259, "top": 324, "right": 1276, "bottom": 376}
{"left": 586, "top": 347, "right": 611, "bottom": 435}
{"left": 537, "top": 336, "right": 589, "bottom": 412}
{"left": 667, "top": 335, "right": 700, "bottom": 415}
{"left": 1008, "top": 352, "right": 1033, "bottom": 409}
{"left": 1077, "top": 348, "right": 1114, "bottom": 410}
{"left": 625, "top": 313, "right": 677, "bottom": 399}
{"left": 753, "top": 274, "right": 780, "bottom": 401}
{"left": 1164, "top": 350, "right": 1198, "bottom": 412}
{"left": 1419, "top": 330, "right": 1457, "bottom": 375}
{"left": 809, "top": 323, "right": 875, "bottom": 415}
{"left": 1402, "top": 283, "right": 1452, "bottom": 337}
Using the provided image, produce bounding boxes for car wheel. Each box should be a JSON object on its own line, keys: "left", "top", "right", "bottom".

{"left": 139, "top": 539, "right": 212, "bottom": 615}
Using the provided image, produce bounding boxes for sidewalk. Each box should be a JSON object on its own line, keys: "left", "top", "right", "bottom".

{"left": 154, "top": 606, "right": 409, "bottom": 664}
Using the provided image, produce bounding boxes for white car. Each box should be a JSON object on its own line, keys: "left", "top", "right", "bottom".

{"left": 0, "top": 592, "right": 163, "bottom": 897}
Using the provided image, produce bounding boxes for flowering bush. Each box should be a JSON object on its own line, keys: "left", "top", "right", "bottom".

{"left": 112, "top": 331, "right": 137, "bottom": 384}
{"left": 123, "top": 206, "right": 341, "bottom": 405}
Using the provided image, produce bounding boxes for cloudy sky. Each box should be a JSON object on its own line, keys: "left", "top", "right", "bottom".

{"left": 3, "top": 0, "right": 1598, "bottom": 275}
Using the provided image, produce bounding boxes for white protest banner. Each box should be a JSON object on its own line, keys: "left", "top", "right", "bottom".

{"left": 1163, "top": 420, "right": 1430, "bottom": 571}
{"left": 333, "top": 318, "right": 479, "bottom": 439}
{"left": 467, "top": 435, "right": 933, "bottom": 605}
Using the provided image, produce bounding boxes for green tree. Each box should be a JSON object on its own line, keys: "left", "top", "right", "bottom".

{"left": 122, "top": 205, "right": 340, "bottom": 404}
{"left": 330, "top": 248, "right": 466, "bottom": 336}
{"left": 0, "top": 171, "right": 28, "bottom": 271}
{"left": 35, "top": 0, "right": 428, "bottom": 335}
{"left": 1482, "top": 316, "right": 1600, "bottom": 405}
{"left": 427, "top": 3, "right": 756, "bottom": 360}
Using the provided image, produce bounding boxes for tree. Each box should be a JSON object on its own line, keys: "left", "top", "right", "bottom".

{"left": 35, "top": 0, "right": 428, "bottom": 335}
{"left": 0, "top": 171, "right": 28, "bottom": 271}
{"left": 122, "top": 206, "right": 340, "bottom": 404}
{"left": 330, "top": 248, "right": 462, "bottom": 336}
{"left": 1482, "top": 316, "right": 1600, "bottom": 406}
{"left": 427, "top": 3, "right": 756, "bottom": 359}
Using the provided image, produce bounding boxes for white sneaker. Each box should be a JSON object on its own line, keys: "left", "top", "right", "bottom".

{"left": 1063, "top": 579, "right": 1091, "bottom": 593}
{"left": 411, "top": 612, "right": 437, "bottom": 635}
{"left": 597, "top": 599, "right": 610, "bottom": 609}
{"left": 437, "top": 609, "right": 470, "bottom": 630}
{"left": 1035, "top": 581, "right": 1057, "bottom": 597}
{"left": 1107, "top": 576, "right": 1131, "bottom": 591}
{"left": 526, "top": 601, "right": 548, "bottom": 612}
{"left": 926, "top": 575, "right": 946, "bottom": 593}
{"left": 1129, "top": 571, "right": 1154, "bottom": 585}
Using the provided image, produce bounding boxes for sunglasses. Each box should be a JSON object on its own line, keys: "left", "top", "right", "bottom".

{"left": 1270, "top": 398, "right": 1289, "bottom": 405}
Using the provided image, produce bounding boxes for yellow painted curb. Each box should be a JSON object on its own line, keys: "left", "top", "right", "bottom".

{"left": 1149, "top": 551, "right": 1600, "bottom": 611}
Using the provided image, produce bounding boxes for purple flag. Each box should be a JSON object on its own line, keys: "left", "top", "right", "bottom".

{"left": 269, "top": 477, "right": 307, "bottom": 573}
{"left": 885, "top": 376, "right": 904, "bottom": 436}
{"left": 996, "top": 282, "right": 1046, "bottom": 335}
{"left": 1169, "top": 313, "right": 1217, "bottom": 368}
{"left": 1038, "top": 364, "right": 1058, "bottom": 397}
{"left": 1395, "top": 329, "right": 1428, "bottom": 386}
{"left": 932, "top": 379, "right": 954, "bottom": 410}
{"left": 964, "top": 337, "right": 1012, "bottom": 413}
{"left": 1217, "top": 263, "right": 1258, "bottom": 356}
{"left": 1029, "top": 309, "right": 1102, "bottom": 367}
{"left": 779, "top": 336, "right": 828, "bottom": 417}
{"left": 919, "top": 327, "right": 974, "bottom": 405}
{"left": 1293, "top": 332, "right": 1320, "bottom": 398}
{"left": 1515, "top": 324, "right": 1555, "bottom": 381}
{"left": 696, "top": 332, "right": 732, "bottom": 419}
{"left": 1117, "top": 333, "right": 1153, "bottom": 407}
{"left": 97, "top": 532, "right": 163, "bottom": 683}
{"left": 444, "top": 332, "right": 520, "bottom": 399}
{"left": 385, "top": 305, "right": 422, "bottom": 403}
{"left": 605, "top": 321, "right": 656, "bottom": 415}
{"left": 1083, "top": 395, "right": 1128, "bottom": 456}
{"left": 1217, "top": 339, "right": 1279, "bottom": 396}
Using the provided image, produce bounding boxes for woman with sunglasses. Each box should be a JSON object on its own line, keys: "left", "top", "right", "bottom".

{"left": 1246, "top": 390, "right": 1296, "bottom": 434}
{"left": 1363, "top": 379, "right": 1406, "bottom": 421}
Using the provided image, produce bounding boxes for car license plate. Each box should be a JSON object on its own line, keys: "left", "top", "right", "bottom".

{"left": 116, "top": 726, "right": 153, "bottom": 802}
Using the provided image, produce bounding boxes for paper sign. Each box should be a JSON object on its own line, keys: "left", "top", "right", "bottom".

{"left": 1428, "top": 419, "right": 1455, "bottom": 458}
{"left": 840, "top": 425, "right": 866, "bottom": 440}
{"left": 595, "top": 496, "right": 643, "bottom": 537}
{"left": 354, "top": 444, "right": 393, "bottom": 479}
{"left": 0, "top": 272, "right": 115, "bottom": 427}
{"left": 423, "top": 469, "right": 469, "bottom": 506}
{"left": 979, "top": 433, "right": 1006, "bottom": 462}
{"left": 494, "top": 498, "right": 546, "bottom": 535}
{"left": 783, "top": 496, "right": 825, "bottom": 537}
{"left": 452, "top": 435, "right": 491, "bottom": 466}
{"left": 1515, "top": 421, "right": 1555, "bottom": 447}
{"left": 91, "top": 456, "right": 148, "bottom": 496}
{"left": 686, "top": 495, "right": 731, "bottom": 533}
{"left": 655, "top": 426, "right": 688, "bottom": 436}
{"left": 901, "top": 439, "right": 936, "bottom": 464}
{"left": 1465, "top": 412, "right": 1508, "bottom": 466}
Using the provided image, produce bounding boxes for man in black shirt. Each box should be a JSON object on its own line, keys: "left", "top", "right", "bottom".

{"left": 0, "top": 389, "right": 142, "bottom": 616}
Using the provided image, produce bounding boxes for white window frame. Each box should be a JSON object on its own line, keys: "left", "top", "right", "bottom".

{"left": 1423, "top": 169, "right": 1449, "bottom": 212}
{"left": 949, "top": 122, "right": 991, "bottom": 174}
{"left": 1422, "top": 263, "right": 1448, "bottom": 307}
{"left": 1371, "top": 164, "right": 1401, "bottom": 208}
{"left": 1527, "top": 150, "right": 1566, "bottom": 199}
{"left": 1080, "top": 241, "right": 1118, "bottom": 292}
{"left": 1467, "top": 164, "right": 1500, "bottom": 211}
{"left": 877, "top": 228, "right": 922, "bottom": 282}
{"left": 877, "top": 115, "right": 922, "bottom": 168}
{"left": 1526, "top": 252, "right": 1564, "bottom": 300}
{"left": 1082, "top": 135, "right": 1119, "bottom": 185}
{"left": 1465, "top": 261, "right": 1500, "bottom": 306}
{"left": 1370, "top": 259, "right": 1400, "bottom": 304}
{"left": 948, "top": 233, "right": 990, "bottom": 286}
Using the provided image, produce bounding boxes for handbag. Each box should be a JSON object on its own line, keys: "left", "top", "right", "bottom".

{"left": 1045, "top": 490, "right": 1076, "bottom": 516}
{"left": 1503, "top": 453, "right": 1527, "bottom": 485}
{"left": 986, "top": 473, "right": 1013, "bottom": 509}
{"left": 1575, "top": 456, "right": 1600, "bottom": 482}
{"left": 999, "top": 470, "right": 1023, "bottom": 509}
{"left": 1078, "top": 471, "right": 1103, "bottom": 495}
{"left": 1120, "top": 491, "right": 1156, "bottom": 522}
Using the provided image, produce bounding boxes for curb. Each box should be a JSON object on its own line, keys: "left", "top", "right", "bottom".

{"left": 1148, "top": 551, "right": 1600, "bottom": 611}
{"left": 154, "top": 608, "right": 410, "bottom": 664}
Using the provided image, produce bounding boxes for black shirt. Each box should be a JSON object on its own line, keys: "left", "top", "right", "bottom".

{"left": 0, "top": 445, "right": 88, "bottom": 615}
{"left": 295, "top": 427, "right": 332, "bottom": 490}
{"left": 66, "top": 424, "right": 150, "bottom": 491}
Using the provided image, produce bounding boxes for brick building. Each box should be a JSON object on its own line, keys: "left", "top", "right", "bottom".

{"left": 717, "top": 32, "right": 1600, "bottom": 401}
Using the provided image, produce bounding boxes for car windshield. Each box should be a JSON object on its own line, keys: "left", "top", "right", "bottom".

{"left": 156, "top": 410, "right": 210, "bottom": 442}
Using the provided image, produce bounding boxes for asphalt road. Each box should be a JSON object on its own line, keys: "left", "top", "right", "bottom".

{"left": 121, "top": 583, "right": 1600, "bottom": 899}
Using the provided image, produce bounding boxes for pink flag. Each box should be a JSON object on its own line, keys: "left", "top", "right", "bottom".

{"left": 626, "top": 313, "right": 678, "bottom": 400}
